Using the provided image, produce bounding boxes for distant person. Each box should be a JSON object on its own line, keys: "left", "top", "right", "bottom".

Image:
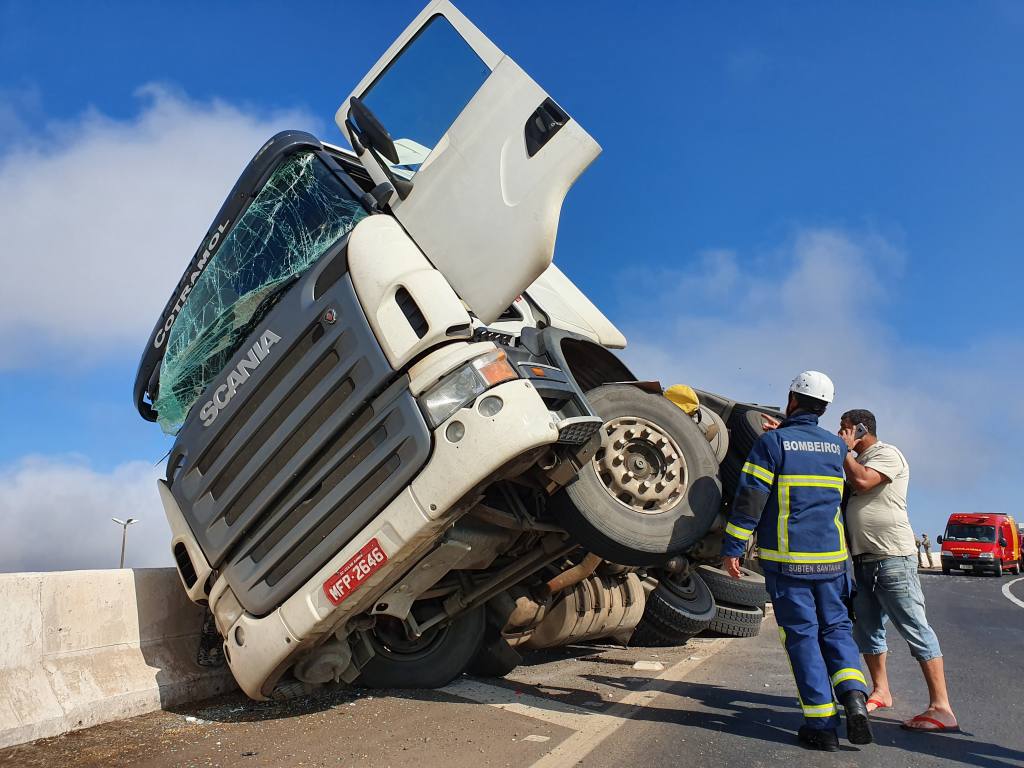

{"left": 921, "top": 533, "right": 933, "bottom": 567}
{"left": 915, "top": 536, "right": 926, "bottom": 568}
{"left": 839, "top": 409, "right": 959, "bottom": 733}
{"left": 723, "top": 372, "right": 872, "bottom": 752}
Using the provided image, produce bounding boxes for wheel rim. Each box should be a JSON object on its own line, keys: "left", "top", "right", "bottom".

{"left": 661, "top": 572, "right": 704, "bottom": 602}
{"left": 593, "top": 416, "right": 687, "bottom": 514}
{"left": 369, "top": 610, "right": 451, "bottom": 662}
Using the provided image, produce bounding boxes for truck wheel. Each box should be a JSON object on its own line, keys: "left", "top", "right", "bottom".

{"left": 708, "top": 603, "right": 764, "bottom": 638}
{"left": 696, "top": 564, "right": 768, "bottom": 610}
{"left": 551, "top": 385, "right": 722, "bottom": 566}
{"left": 466, "top": 633, "right": 522, "bottom": 678}
{"left": 942, "top": 566, "right": 951, "bottom": 575}
{"left": 994, "top": 562, "right": 1003, "bottom": 577}
{"left": 630, "top": 618, "right": 690, "bottom": 648}
{"left": 357, "top": 604, "right": 485, "bottom": 689}
{"left": 634, "top": 570, "right": 717, "bottom": 645}
{"left": 696, "top": 405, "right": 729, "bottom": 464}
{"left": 718, "top": 402, "right": 785, "bottom": 503}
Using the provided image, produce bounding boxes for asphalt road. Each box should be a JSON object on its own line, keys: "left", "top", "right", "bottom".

{"left": 584, "top": 571, "right": 1024, "bottom": 768}
{"left": 3, "top": 572, "right": 1021, "bottom": 768}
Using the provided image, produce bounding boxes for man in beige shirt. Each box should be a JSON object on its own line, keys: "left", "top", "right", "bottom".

{"left": 840, "top": 409, "right": 958, "bottom": 732}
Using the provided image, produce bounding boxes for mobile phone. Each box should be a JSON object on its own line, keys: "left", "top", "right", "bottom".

{"left": 854, "top": 423, "right": 868, "bottom": 439}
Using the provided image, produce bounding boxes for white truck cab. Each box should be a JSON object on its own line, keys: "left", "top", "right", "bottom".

{"left": 134, "top": 0, "right": 723, "bottom": 700}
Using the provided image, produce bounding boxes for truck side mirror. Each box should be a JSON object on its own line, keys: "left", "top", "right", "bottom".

{"left": 936, "top": 535, "right": 943, "bottom": 544}
{"left": 348, "top": 97, "right": 401, "bottom": 164}
{"left": 999, "top": 537, "right": 1008, "bottom": 547}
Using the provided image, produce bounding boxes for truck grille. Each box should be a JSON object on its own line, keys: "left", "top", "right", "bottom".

{"left": 167, "top": 248, "right": 431, "bottom": 616}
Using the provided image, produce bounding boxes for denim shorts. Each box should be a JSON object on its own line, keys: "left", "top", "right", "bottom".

{"left": 852, "top": 555, "right": 942, "bottom": 662}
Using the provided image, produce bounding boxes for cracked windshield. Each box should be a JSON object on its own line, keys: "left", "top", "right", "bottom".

{"left": 153, "top": 152, "right": 367, "bottom": 434}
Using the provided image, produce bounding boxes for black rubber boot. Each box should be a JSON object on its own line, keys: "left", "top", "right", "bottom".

{"left": 841, "top": 690, "right": 874, "bottom": 745}
{"left": 797, "top": 725, "right": 840, "bottom": 752}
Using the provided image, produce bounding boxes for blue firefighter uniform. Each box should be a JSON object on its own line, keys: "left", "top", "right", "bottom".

{"left": 722, "top": 412, "right": 867, "bottom": 730}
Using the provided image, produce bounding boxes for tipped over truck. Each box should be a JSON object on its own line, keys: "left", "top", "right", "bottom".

{"left": 133, "top": 0, "right": 769, "bottom": 700}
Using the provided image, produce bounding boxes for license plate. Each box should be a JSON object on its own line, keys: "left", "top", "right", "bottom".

{"left": 959, "top": 564, "right": 973, "bottom": 570}
{"left": 323, "top": 538, "right": 388, "bottom": 606}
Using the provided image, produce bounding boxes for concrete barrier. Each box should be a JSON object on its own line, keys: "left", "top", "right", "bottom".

{"left": 0, "top": 568, "right": 236, "bottom": 749}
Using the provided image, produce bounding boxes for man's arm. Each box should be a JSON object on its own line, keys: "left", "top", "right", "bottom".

{"left": 843, "top": 451, "right": 888, "bottom": 493}
{"left": 722, "top": 434, "right": 780, "bottom": 576}
{"left": 838, "top": 427, "right": 894, "bottom": 493}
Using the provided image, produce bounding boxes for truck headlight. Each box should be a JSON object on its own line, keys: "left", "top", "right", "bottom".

{"left": 419, "top": 349, "right": 517, "bottom": 428}
{"left": 978, "top": 552, "right": 994, "bottom": 559}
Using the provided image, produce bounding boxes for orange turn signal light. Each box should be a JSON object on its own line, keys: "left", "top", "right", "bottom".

{"left": 472, "top": 349, "right": 518, "bottom": 387}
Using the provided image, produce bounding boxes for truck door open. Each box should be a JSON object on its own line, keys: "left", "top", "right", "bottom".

{"left": 336, "top": 0, "right": 601, "bottom": 324}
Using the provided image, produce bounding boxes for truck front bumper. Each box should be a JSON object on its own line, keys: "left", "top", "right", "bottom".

{"left": 160, "top": 377, "right": 559, "bottom": 699}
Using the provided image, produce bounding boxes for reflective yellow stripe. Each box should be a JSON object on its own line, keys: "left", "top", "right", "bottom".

{"left": 778, "top": 483, "right": 791, "bottom": 553}
{"left": 726, "top": 522, "right": 755, "bottom": 541}
{"left": 802, "top": 701, "right": 838, "bottom": 717}
{"left": 778, "top": 474, "right": 845, "bottom": 488}
{"left": 773, "top": 474, "right": 845, "bottom": 557}
{"left": 831, "top": 668, "right": 866, "bottom": 687}
{"left": 758, "top": 548, "right": 848, "bottom": 564}
{"left": 742, "top": 462, "right": 775, "bottom": 484}
{"left": 835, "top": 507, "right": 846, "bottom": 551}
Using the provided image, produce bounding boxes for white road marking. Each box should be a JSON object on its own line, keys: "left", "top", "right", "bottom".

{"left": 527, "top": 638, "right": 731, "bottom": 768}
{"left": 444, "top": 636, "right": 734, "bottom": 767}
{"left": 444, "top": 678, "right": 597, "bottom": 731}
{"left": 1001, "top": 576, "right": 1024, "bottom": 609}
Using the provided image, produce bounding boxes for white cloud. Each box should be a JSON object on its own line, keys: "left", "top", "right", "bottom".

{"left": 617, "top": 228, "right": 1022, "bottom": 536}
{"left": 0, "top": 84, "right": 319, "bottom": 368}
{"left": 0, "top": 456, "right": 171, "bottom": 572}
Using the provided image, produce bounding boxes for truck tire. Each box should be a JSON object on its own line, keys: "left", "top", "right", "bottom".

{"left": 633, "top": 570, "right": 717, "bottom": 645}
{"left": 630, "top": 618, "right": 691, "bottom": 648}
{"left": 696, "top": 564, "right": 768, "bottom": 610}
{"left": 718, "top": 402, "right": 785, "bottom": 504}
{"left": 357, "top": 605, "right": 485, "bottom": 689}
{"left": 466, "top": 633, "right": 522, "bottom": 678}
{"left": 696, "top": 405, "right": 729, "bottom": 464}
{"left": 708, "top": 603, "right": 764, "bottom": 638}
{"left": 551, "top": 385, "right": 722, "bottom": 566}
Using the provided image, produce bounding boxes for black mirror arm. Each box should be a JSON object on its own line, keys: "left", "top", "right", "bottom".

{"left": 366, "top": 146, "right": 414, "bottom": 200}
{"left": 345, "top": 104, "right": 412, "bottom": 200}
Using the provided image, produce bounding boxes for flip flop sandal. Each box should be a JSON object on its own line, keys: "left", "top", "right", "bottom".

{"left": 866, "top": 698, "right": 890, "bottom": 712}
{"left": 901, "top": 715, "right": 961, "bottom": 733}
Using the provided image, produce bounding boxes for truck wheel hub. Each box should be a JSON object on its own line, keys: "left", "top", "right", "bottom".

{"left": 594, "top": 416, "right": 686, "bottom": 514}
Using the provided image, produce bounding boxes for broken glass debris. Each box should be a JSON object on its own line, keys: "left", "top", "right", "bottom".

{"left": 154, "top": 152, "right": 367, "bottom": 434}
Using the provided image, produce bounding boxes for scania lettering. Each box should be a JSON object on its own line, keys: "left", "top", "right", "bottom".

{"left": 198, "top": 329, "right": 280, "bottom": 426}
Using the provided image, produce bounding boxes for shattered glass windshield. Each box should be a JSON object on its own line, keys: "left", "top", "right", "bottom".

{"left": 154, "top": 152, "right": 367, "bottom": 434}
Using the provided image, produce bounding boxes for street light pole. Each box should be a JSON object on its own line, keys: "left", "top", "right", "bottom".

{"left": 111, "top": 517, "right": 138, "bottom": 569}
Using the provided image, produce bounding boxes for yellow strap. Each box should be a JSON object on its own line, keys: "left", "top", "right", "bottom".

{"left": 773, "top": 474, "right": 845, "bottom": 557}
{"left": 759, "top": 548, "right": 848, "bottom": 564}
{"left": 742, "top": 461, "right": 775, "bottom": 484}
{"left": 778, "top": 473, "right": 845, "bottom": 486}
{"left": 831, "top": 668, "right": 867, "bottom": 687}
{"left": 802, "top": 704, "right": 835, "bottom": 720}
{"left": 725, "top": 522, "right": 755, "bottom": 541}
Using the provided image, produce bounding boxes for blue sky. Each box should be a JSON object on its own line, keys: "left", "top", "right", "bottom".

{"left": 1, "top": 1, "right": 1021, "bottom": 569}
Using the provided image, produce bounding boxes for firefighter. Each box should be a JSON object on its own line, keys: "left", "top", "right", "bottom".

{"left": 722, "top": 371, "right": 873, "bottom": 751}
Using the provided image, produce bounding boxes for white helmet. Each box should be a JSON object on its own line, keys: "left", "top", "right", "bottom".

{"left": 790, "top": 370, "right": 835, "bottom": 404}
